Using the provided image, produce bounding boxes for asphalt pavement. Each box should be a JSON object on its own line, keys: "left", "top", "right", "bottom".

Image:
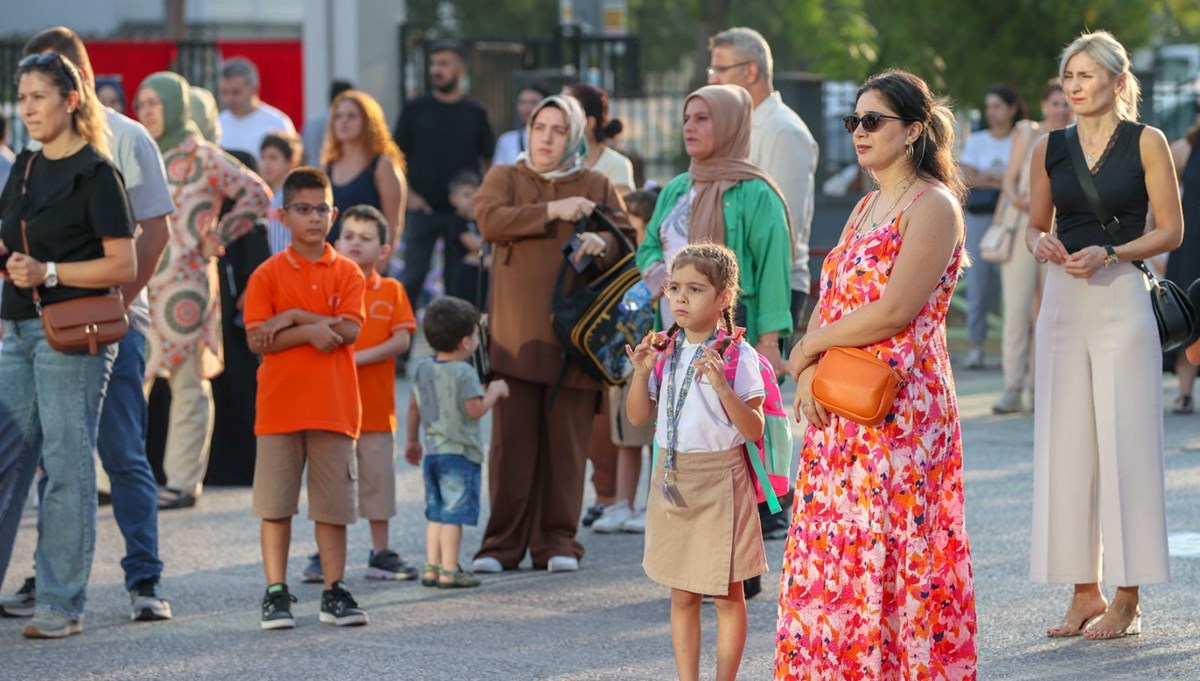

{"left": 1, "top": 365, "right": 1198, "bottom": 680}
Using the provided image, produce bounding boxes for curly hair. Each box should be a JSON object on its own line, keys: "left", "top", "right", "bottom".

{"left": 16, "top": 53, "right": 108, "bottom": 158}
{"left": 663, "top": 242, "right": 741, "bottom": 342}
{"left": 320, "top": 90, "right": 405, "bottom": 172}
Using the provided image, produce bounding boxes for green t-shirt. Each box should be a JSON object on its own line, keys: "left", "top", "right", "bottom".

{"left": 412, "top": 358, "right": 486, "bottom": 464}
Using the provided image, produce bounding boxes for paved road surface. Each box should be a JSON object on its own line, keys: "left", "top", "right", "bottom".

{"left": 1, "top": 368, "right": 1198, "bottom": 680}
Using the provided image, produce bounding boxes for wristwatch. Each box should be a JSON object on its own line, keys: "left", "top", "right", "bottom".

{"left": 44, "top": 262, "right": 59, "bottom": 288}
{"left": 1102, "top": 245, "right": 1118, "bottom": 268}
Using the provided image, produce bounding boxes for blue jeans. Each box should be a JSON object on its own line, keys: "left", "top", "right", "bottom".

{"left": 95, "top": 329, "right": 163, "bottom": 590}
{"left": 0, "top": 319, "right": 115, "bottom": 619}
{"left": 422, "top": 455, "right": 482, "bottom": 526}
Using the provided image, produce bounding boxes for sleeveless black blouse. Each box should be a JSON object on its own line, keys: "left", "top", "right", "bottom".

{"left": 1046, "top": 121, "right": 1147, "bottom": 253}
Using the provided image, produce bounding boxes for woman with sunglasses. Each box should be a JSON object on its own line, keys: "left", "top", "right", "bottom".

{"left": 636, "top": 84, "right": 793, "bottom": 376}
{"left": 0, "top": 53, "right": 136, "bottom": 638}
{"left": 959, "top": 85, "right": 1026, "bottom": 371}
{"left": 133, "top": 72, "right": 268, "bottom": 511}
{"left": 1027, "top": 30, "right": 1180, "bottom": 641}
{"left": 777, "top": 70, "right": 977, "bottom": 678}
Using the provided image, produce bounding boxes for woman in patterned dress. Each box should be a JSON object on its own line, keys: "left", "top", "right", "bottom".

{"left": 777, "top": 69, "right": 978, "bottom": 679}
{"left": 134, "top": 72, "right": 269, "bottom": 509}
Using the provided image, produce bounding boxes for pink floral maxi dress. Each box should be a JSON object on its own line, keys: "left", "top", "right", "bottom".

{"left": 775, "top": 191, "right": 978, "bottom": 680}
{"left": 146, "top": 135, "right": 269, "bottom": 380}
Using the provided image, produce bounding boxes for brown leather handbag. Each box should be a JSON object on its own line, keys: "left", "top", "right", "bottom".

{"left": 811, "top": 346, "right": 903, "bottom": 426}
{"left": 18, "top": 152, "right": 128, "bottom": 355}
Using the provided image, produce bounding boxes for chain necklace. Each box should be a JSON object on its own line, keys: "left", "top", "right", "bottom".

{"left": 862, "top": 176, "right": 917, "bottom": 232}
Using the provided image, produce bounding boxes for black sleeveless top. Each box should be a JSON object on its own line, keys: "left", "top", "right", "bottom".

{"left": 327, "top": 155, "right": 382, "bottom": 243}
{"left": 1046, "top": 121, "right": 1147, "bottom": 253}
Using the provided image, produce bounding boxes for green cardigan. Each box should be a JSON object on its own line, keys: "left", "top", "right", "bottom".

{"left": 636, "top": 173, "right": 793, "bottom": 345}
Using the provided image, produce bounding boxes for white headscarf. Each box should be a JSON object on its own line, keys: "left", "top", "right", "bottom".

{"left": 517, "top": 95, "right": 588, "bottom": 180}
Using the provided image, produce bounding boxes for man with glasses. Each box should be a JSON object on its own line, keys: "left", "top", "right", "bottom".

{"left": 0, "top": 26, "right": 175, "bottom": 623}
{"left": 707, "top": 27, "right": 818, "bottom": 565}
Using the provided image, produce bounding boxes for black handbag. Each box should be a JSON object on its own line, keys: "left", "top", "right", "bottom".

{"left": 1064, "top": 125, "right": 1196, "bottom": 352}
{"left": 549, "top": 206, "right": 654, "bottom": 405}
{"left": 965, "top": 187, "right": 1001, "bottom": 214}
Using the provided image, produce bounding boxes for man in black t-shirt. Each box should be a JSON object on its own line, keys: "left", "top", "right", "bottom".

{"left": 393, "top": 42, "right": 495, "bottom": 307}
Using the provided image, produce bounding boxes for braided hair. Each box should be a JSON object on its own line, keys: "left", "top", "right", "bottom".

{"left": 661, "top": 242, "right": 741, "bottom": 349}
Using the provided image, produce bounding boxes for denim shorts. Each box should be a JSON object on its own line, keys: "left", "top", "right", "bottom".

{"left": 422, "top": 454, "right": 481, "bottom": 526}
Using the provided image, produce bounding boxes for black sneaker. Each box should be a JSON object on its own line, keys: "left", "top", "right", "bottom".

{"left": 365, "top": 549, "right": 419, "bottom": 581}
{"left": 0, "top": 577, "right": 35, "bottom": 617}
{"left": 260, "top": 584, "right": 297, "bottom": 630}
{"left": 130, "top": 580, "right": 173, "bottom": 621}
{"left": 580, "top": 503, "right": 606, "bottom": 528}
{"left": 320, "top": 581, "right": 368, "bottom": 627}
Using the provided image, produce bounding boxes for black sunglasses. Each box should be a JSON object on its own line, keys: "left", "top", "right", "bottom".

{"left": 843, "top": 112, "right": 913, "bottom": 134}
{"left": 16, "top": 52, "right": 79, "bottom": 91}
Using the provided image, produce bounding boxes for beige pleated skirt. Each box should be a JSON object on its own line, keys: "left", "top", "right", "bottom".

{"left": 643, "top": 447, "right": 767, "bottom": 596}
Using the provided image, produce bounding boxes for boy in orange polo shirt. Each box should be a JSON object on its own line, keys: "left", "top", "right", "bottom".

{"left": 335, "top": 205, "right": 418, "bottom": 581}
{"left": 243, "top": 167, "right": 368, "bottom": 630}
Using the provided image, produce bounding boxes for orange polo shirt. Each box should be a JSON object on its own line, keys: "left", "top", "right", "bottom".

{"left": 355, "top": 270, "right": 416, "bottom": 432}
{"left": 244, "top": 244, "right": 366, "bottom": 439}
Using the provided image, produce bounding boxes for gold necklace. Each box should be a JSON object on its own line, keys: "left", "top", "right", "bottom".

{"left": 864, "top": 177, "right": 917, "bottom": 231}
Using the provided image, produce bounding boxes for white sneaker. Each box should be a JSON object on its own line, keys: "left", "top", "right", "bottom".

{"left": 471, "top": 557, "right": 504, "bottom": 573}
{"left": 592, "top": 500, "right": 633, "bottom": 533}
{"left": 621, "top": 508, "right": 646, "bottom": 534}
{"left": 547, "top": 556, "right": 579, "bottom": 572}
{"left": 963, "top": 346, "right": 984, "bottom": 370}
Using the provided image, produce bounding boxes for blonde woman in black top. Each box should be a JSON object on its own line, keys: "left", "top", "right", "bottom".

{"left": 0, "top": 53, "right": 136, "bottom": 638}
{"left": 1026, "top": 30, "right": 1183, "bottom": 640}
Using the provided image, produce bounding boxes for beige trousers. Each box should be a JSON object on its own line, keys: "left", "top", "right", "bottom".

{"left": 1030, "top": 263, "right": 1170, "bottom": 586}
{"left": 999, "top": 235, "right": 1046, "bottom": 395}
{"left": 145, "top": 352, "right": 214, "bottom": 496}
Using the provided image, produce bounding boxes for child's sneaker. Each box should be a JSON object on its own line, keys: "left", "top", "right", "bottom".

{"left": 436, "top": 565, "right": 481, "bottom": 589}
{"left": 319, "top": 581, "right": 368, "bottom": 626}
{"left": 592, "top": 500, "right": 633, "bottom": 533}
{"left": 621, "top": 508, "right": 647, "bottom": 534}
{"left": 260, "top": 584, "right": 297, "bottom": 630}
{"left": 129, "top": 580, "right": 173, "bottom": 621}
{"left": 301, "top": 553, "right": 323, "bottom": 583}
{"left": 0, "top": 577, "right": 36, "bottom": 617}
{"left": 365, "top": 549, "right": 419, "bottom": 581}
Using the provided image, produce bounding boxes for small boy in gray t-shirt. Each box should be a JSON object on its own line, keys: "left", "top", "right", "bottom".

{"left": 405, "top": 297, "right": 507, "bottom": 589}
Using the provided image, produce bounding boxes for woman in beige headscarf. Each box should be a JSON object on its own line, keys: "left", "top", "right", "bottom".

{"left": 636, "top": 84, "right": 793, "bottom": 372}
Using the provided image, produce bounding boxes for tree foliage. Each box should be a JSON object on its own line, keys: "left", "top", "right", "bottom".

{"left": 410, "top": 0, "right": 1198, "bottom": 116}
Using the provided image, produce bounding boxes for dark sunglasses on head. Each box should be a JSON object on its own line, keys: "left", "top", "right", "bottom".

{"left": 842, "top": 112, "right": 913, "bottom": 134}
{"left": 15, "top": 52, "right": 78, "bottom": 91}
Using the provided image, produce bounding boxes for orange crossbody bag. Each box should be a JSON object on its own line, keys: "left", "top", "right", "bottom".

{"left": 810, "top": 346, "right": 904, "bottom": 426}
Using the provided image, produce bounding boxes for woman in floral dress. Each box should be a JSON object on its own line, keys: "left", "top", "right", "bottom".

{"left": 134, "top": 72, "right": 269, "bottom": 509}
{"left": 777, "top": 69, "right": 978, "bottom": 679}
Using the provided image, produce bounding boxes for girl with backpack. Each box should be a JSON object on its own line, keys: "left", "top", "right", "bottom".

{"left": 625, "top": 243, "right": 767, "bottom": 681}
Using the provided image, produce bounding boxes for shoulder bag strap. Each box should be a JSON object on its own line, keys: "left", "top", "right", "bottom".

{"left": 17, "top": 152, "right": 43, "bottom": 310}
{"left": 1063, "top": 125, "right": 1155, "bottom": 279}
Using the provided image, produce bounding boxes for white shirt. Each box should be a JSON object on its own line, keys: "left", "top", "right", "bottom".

{"left": 751, "top": 92, "right": 818, "bottom": 294}
{"left": 590, "top": 146, "right": 635, "bottom": 191}
{"left": 492, "top": 128, "right": 526, "bottom": 166}
{"left": 218, "top": 103, "right": 296, "bottom": 160}
{"left": 959, "top": 129, "right": 1013, "bottom": 175}
{"left": 649, "top": 338, "right": 765, "bottom": 453}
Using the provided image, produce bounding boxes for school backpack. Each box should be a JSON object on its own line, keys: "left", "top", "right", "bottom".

{"left": 550, "top": 206, "right": 656, "bottom": 394}
{"left": 651, "top": 327, "right": 793, "bottom": 514}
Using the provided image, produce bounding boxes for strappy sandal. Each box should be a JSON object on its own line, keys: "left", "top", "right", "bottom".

{"left": 1173, "top": 394, "right": 1193, "bottom": 414}
{"left": 437, "top": 565, "right": 481, "bottom": 589}
{"left": 421, "top": 563, "right": 440, "bottom": 588}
